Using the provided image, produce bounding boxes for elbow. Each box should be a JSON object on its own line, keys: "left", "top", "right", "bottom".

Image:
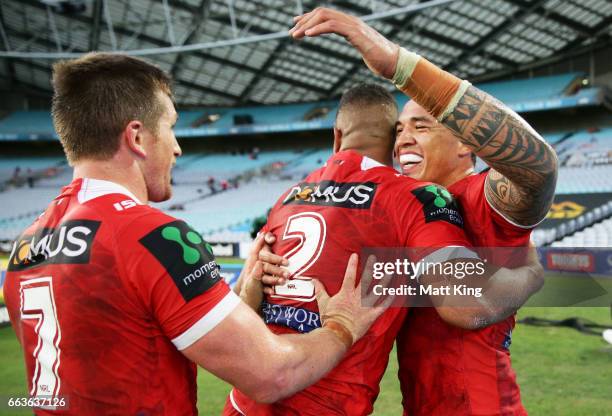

{"left": 248, "top": 371, "right": 291, "bottom": 403}
{"left": 437, "top": 306, "right": 505, "bottom": 330}
{"left": 544, "top": 146, "right": 559, "bottom": 192}
{"left": 436, "top": 307, "right": 490, "bottom": 330}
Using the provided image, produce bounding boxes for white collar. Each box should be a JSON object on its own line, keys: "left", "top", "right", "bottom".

{"left": 360, "top": 155, "right": 385, "bottom": 171}
{"left": 77, "top": 178, "right": 143, "bottom": 205}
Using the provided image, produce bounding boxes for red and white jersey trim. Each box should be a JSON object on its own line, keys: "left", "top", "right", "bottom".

{"left": 171, "top": 291, "right": 241, "bottom": 350}
{"left": 483, "top": 187, "right": 545, "bottom": 230}
{"left": 360, "top": 155, "right": 385, "bottom": 171}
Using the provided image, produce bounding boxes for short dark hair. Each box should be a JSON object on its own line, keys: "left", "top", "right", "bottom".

{"left": 337, "top": 83, "right": 397, "bottom": 119}
{"left": 52, "top": 53, "right": 173, "bottom": 164}
{"left": 471, "top": 152, "right": 477, "bottom": 166}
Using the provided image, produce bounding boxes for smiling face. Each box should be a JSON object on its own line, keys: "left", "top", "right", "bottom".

{"left": 141, "top": 91, "right": 181, "bottom": 202}
{"left": 394, "top": 100, "right": 473, "bottom": 187}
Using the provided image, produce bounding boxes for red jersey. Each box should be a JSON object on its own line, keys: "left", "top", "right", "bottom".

{"left": 4, "top": 178, "right": 240, "bottom": 415}
{"left": 397, "top": 172, "right": 532, "bottom": 416}
{"left": 226, "top": 151, "right": 474, "bottom": 416}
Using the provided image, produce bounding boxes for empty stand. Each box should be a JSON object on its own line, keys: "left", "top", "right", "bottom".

{"left": 551, "top": 217, "right": 612, "bottom": 248}
{"left": 0, "top": 111, "right": 55, "bottom": 136}
{"left": 477, "top": 73, "right": 582, "bottom": 105}
{"left": 0, "top": 73, "right": 594, "bottom": 140}
{"left": 173, "top": 178, "right": 296, "bottom": 236}
{"left": 556, "top": 165, "right": 612, "bottom": 194}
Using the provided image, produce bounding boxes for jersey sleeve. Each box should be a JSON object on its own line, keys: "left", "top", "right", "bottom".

{"left": 389, "top": 181, "right": 478, "bottom": 263}
{"left": 119, "top": 213, "right": 240, "bottom": 350}
{"left": 471, "top": 172, "right": 533, "bottom": 244}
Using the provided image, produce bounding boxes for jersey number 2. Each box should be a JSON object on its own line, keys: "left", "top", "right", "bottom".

{"left": 272, "top": 212, "right": 326, "bottom": 301}
{"left": 20, "top": 277, "right": 62, "bottom": 398}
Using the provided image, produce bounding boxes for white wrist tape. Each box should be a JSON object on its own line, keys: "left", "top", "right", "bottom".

{"left": 391, "top": 47, "right": 421, "bottom": 89}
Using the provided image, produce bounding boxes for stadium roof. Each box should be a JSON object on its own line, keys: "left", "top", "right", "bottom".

{"left": 0, "top": 0, "right": 611, "bottom": 107}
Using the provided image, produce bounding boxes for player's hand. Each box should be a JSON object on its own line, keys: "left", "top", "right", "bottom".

{"left": 234, "top": 232, "right": 268, "bottom": 294}
{"left": 258, "top": 246, "right": 291, "bottom": 290}
{"left": 315, "top": 254, "right": 393, "bottom": 343}
{"left": 289, "top": 7, "right": 399, "bottom": 79}
{"left": 239, "top": 233, "right": 289, "bottom": 310}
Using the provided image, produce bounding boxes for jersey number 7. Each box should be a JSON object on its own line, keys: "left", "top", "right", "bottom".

{"left": 20, "top": 277, "right": 62, "bottom": 403}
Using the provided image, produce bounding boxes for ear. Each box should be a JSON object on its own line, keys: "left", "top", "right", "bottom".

{"left": 457, "top": 141, "right": 471, "bottom": 158}
{"left": 333, "top": 127, "right": 342, "bottom": 154}
{"left": 123, "top": 120, "right": 147, "bottom": 158}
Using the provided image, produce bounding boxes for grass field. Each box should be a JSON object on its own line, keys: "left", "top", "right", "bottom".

{"left": 1, "top": 265, "right": 611, "bottom": 415}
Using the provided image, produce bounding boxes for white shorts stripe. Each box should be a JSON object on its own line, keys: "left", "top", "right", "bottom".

{"left": 229, "top": 389, "right": 246, "bottom": 415}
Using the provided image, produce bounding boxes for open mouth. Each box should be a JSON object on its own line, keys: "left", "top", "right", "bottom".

{"left": 399, "top": 153, "right": 424, "bottom": 174}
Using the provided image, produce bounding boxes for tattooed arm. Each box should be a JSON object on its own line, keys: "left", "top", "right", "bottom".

{"left": 443, "top": 87, "right": 558, "bottom": 226}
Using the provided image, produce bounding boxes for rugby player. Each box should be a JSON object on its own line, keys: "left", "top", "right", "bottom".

{"left": 290, "top": 7, "right": 558, "bottom": 415}
{"left": 3, "top": 53, "right": 390, "bottom": 415}
{"left": 224, "top": 83, "right": 544, "bottom": 416}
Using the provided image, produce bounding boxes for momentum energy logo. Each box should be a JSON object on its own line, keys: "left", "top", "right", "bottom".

{"left": 424, "top": 185, "right": 451, "bottom": 207}
{"left": 411, "top": 184, "right": 464, "bottom": 227}
{"left": 8, "top": 220, "right": 101, "bottom": 271}
{"left": 283, "top": 180, "right": 377, "bottom": 209}
{"left": 140, "top": 221, "right": 221, "bottom": 301}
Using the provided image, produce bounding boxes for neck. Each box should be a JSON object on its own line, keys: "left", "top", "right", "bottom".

{"left": 340, "top": 134, "right": 394, "bottom": 167}
{"left": 363, "top": 148, "right": 393, "bottom": 167}
{"left": 72, "top": 158, "right": 148, "bottom": 204}
{"left": 440, "top": 165, "right": 475, "bottom": 187}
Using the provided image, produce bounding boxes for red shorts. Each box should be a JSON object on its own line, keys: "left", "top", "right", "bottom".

{"left": 397, "top": 308, "right": 527, "bottom": 416}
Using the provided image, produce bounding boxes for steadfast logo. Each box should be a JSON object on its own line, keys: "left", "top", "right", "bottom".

{"left": 8, "top": 220, "right": 101, "bottom": 271}
{"left": 140, "top": 221, "right": 221, "bottom": 301}
{"left": 283, "top": 180, "right": 377, "bottom": 209}
{"left": 411, "top": 185, "right": 464, "bottom": 228}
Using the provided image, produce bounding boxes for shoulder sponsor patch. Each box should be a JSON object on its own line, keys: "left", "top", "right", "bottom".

{"left": 8, "top": 220, "right": 101, "bottom": 271}
{"left": 282, "top": 180, "right": 377, "bottom": 209}
{"left": 140, "top": 220, "right": 221, "bottom": 302}
{"left": 411, "top": 184, "right": 464, "bottom": 228}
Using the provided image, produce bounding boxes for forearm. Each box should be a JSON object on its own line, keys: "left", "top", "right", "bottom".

{"left": 262, "top": 328, "right": 348, "bottom": 402}
{"left": 426, "top": 259, "right": 542, "bottom": 329}
{"left": 190, "top": 302, "right": 349, "bottom": 403}
{"left": 478, "top": 264, "right": 543, "bottom": 323}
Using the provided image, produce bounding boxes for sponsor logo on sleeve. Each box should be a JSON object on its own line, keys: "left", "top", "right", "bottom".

{"left": 8, "top": 220, "right": 101, "bottom": 271}
{"left": 282, "top": 180, "right": 377, "bottom": 209}
{"left": 140, "top": 220, "right": 221, "bottom": 302}
{"left": 411, "top": 185, "right": 464, "bottom": 228}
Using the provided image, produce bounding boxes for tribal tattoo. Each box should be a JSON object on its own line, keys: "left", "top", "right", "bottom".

{"left": 443, "top": 86, "right": 558, "bottom": 226}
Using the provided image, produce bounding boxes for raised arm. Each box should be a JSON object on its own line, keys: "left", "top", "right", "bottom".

{"left": 290, "top": 7, "right": 558, "bottom": 226}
